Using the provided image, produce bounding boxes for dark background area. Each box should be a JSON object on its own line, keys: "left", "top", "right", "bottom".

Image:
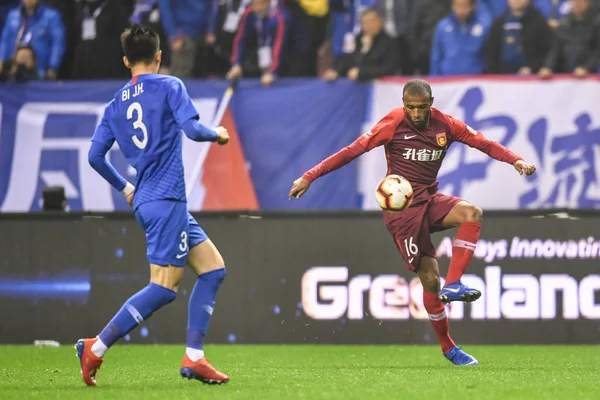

{"left": 1, "top": 210, "right": 599, "bottom": 345}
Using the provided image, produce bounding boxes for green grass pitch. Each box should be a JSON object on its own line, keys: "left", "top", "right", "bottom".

{"left": 1, "top": 345, "right": 600, "bottom": 400}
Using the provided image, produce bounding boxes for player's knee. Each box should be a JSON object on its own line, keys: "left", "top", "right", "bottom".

{"left": 421, "top": 272, "right": 441, "bottom": 293}
{"left": 464, "top": 205, "right": 483, "bottom": 223}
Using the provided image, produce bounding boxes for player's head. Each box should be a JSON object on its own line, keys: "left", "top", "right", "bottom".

{"left": 452, "top": 0, "right": 476, "bottom": 22}
{"left": 508, "top": 0, "right": 530, "bottom": 13}
{"left": 251, "top": 0, "right": 270, "bottom": 15}
{"left": 22, "top": 0, "right": 40, "bottom": 10}
{"left": 571, "top": 0, "right": 590, "bottom": 17}
{"left": 402, "top": 79, "right": 433, "bottom": 130}
{"left": 360, "top": 8, "right": 383, "bottom": 37}
{"left": 120, "top": 24, "right": 162, "bottom": 73}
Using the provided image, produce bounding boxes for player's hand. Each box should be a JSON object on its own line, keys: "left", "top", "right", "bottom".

{"left": 574, "top": 67, "right": 588, "bottom": 79}
{"left": 171, "top": 37, "right": 184, "bottom": 52}
{"left": 518, "top": 66, "right": 532, "bottom": 76}
{"left": 46, "top": 69, "right": 57, "bottom": 80}
{"left": 215, "top": 126, "right": 229, "bottom": 145}
{"left": 323, "top": 69, "right": 338, "bottom": 82}
{"left": 261, "top": 72, "right": 275, "bottom": 87}
{"left": 226, "top": 65, "right": 242, "bottom": 80}
{"left": 289, "top": 177, "right": 311, "bottom": 199}
{"left": 347, "top": 67, "right": 360, "bottom": 81}
{"left": 205, "top": 33, "right": 216, "bottom": 46}
{"left": 125, "top": 190, "right": 134, "bottom": 208}
{"left": 548, "top": 18, "right": 560, "bottom": 29}
{"left": 538, "top": 67, "right": 552, "bottom": 80}
{"left": 514, "top": 160, "right": 536, "bottom": 176}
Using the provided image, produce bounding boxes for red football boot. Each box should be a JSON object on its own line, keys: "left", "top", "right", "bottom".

{"left": 75, "top": 338, "right": 103, "bottom": 386}
{"left": 180, "top": 354, "right": 229, "bottom": 384}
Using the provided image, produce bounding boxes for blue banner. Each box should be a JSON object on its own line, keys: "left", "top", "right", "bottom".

{"left": 232, "top": 79, "right": 369, "bottom": 209}
{"left": 0, "top": 79, "right": 368, "bottom": 212}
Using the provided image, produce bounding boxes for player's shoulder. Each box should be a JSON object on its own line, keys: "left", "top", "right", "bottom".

{"left": 430, "top": 107, "right": 457, "bottom": 127}
{"left": 385, "top": 107, "right": 407, "bottom": 120}
{"left": 437, "top": 15, "right": 454, "bottom": 29}
{"left": 40, "top": 4, "right": 61, "bottom": 18}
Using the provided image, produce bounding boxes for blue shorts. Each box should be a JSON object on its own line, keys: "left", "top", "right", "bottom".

{"left": 134, "top": 200, "right": 208, "bottom": 267}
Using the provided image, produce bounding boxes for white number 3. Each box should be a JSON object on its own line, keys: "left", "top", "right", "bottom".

{"left": 127, "top": 102, "right": 148, "bottom": 149}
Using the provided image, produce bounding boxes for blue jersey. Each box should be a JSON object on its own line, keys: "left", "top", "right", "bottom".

{"left": 91, "top": 74, "right": 199, "bottom": 209}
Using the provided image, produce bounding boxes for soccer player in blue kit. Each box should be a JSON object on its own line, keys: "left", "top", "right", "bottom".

{"left": 76, "top": 24, "right": 230, "bottom": 386}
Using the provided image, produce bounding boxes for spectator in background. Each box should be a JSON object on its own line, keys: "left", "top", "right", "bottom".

{"left": 477, "top": 0, "right": 507, "bottom": 18}
{"left": 323, "top": 7, "right": 398, "bottom": 81}
{"left": 535, "top": 0, "right": 572, "bottom": 28}
{"left": 548, "top": 0, "right": 600, "bottom": 77}
{"left": 410, "top": 0, "right": 451, "bottom": 74}
{"left": 226, "top": 0, "right": 293, "bottom": 87}
{"left": 485, "top": 0, "right": 556, "bottom": 79}
{"left": 0, "top": 0, "right": 64, "bottom": 80}
{"left": 159, "top": 0, "right": 211, "bottom": 78}
{"left": 430, "top": 0, "right": 491, "bottom": 76}
{"left": 376, "top": 0, "right": 416, "bottom": 74}
{"left": 328, "top": 0, "right": 356, "bottom": 66}
{"left": 0, "top": 45, "right": 38, "bottom": 82}
{"left": 205, "top": 0, "right": 251, "bottom": 77}
{"left": 71, "top": 0, "right": 131, "bottom": 80}
{"left": 42, "top": 0, "right": 77, "bottom": 80}
{"left": 131, "top": 0, "right": 171, "bottom": 75}
{"left": 291, "top": 0, "right": 329, "bottom": 77}
{"left": 0, "top": 0, "right": 19, "bottom": 33}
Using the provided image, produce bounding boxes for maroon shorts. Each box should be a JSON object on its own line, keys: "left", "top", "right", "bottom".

{"left": 383, "top": 192, "right": 462, "bottom": 271}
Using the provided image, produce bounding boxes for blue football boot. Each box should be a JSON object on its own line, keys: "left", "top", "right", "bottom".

{"left": 438, "top": 280, "right": 481, "bottom": 304}
{"left": 444, "top": 346, "right": 479, "bottom": 366}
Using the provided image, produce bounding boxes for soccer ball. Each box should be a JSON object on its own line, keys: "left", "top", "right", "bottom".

{"left": 375, "top": 174, "right": 414, "bottom": 213}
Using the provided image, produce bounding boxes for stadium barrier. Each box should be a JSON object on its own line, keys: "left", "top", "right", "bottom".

{"left": 1, "top": 209, "right": 599, "bottom": 345}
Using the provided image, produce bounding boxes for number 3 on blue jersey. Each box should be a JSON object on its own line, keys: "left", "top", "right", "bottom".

{"left": 128, "top": 102, "right": 148, "bottom": 149}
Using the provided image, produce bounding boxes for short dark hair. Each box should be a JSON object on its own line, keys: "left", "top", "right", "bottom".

{"left": 402, "top": 79, "right": 433, "bottom": 99}
{"left": 120, "top": 24, "right": 160, "bottom": 65}
{"left": 360, "top": 6, "right": 380, "bottom": 18}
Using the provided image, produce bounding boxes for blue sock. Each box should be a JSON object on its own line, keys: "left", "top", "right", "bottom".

{"left": 98, "top": 283, "right": 177, "bottom": 347}
{"left": 186, "top": 267, "right": 226, "bottom": 350}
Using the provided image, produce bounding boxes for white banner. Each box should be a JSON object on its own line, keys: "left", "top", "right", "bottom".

{"left": 360, "top": 78, "right": 600, "bottom": 210}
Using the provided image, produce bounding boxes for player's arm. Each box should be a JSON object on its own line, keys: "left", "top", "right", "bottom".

{"left": 449, "top": 116, "right": 537, "bottom": 176}
{"left": 157, "top": 0, "right": 178, "bottom": 38}
{"left": 230, "top": 9, "right": 252, "bottom": 68}
{"left": 168, "top": 78, "right": 228, "bottom": 144}
{"left": 289, "top": 109, "right": 403, "bottom": 199}
{"left": 429, "top": 22, "right": 444, "bottom": 76}
{"left": 207, "top": 0, "right": 220, "bottom": 37}
{"left": 47, "top": 11, "right": 66, "bottom": 77}
{"left": 269, "top": 10, "right": 287, "bottom": 77}
{"left": 87, "top": 120, "right": 134, "bottom": 197}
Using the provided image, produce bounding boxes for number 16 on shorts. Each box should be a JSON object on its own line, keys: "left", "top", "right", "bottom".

{"left": 398, "top": 237, "right": 419, "bottom": 268}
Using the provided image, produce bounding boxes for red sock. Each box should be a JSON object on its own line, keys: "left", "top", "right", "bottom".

{"left": 445, "top": 222, "right": 480, "bottom": 284}
{"left": 423, "top": 291, "right": 455, "bottom": 353}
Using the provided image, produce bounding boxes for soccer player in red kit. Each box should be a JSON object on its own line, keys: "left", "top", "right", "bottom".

{"left": 289, "top": 79, "right": 536, "bottom": 366}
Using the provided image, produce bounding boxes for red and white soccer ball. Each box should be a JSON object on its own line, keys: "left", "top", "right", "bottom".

{"left": 375, "top": 174, "right": 414, "bottom": 213}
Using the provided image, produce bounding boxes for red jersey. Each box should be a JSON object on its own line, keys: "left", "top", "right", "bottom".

{"left": 303, "top": 107, "right": 522, "bottom": 203}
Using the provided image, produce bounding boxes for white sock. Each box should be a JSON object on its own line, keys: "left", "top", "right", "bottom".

{"left": 91, "top": 337, "right": 108, "bottom": 358}
{"left": 185, "top": 347, "right": 205, "bottom": 362}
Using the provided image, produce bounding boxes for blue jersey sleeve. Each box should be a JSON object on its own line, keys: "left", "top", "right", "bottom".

{"left": 89, "top": 109, "right": 129, "bottom": 192}
{"left": 167, "top": 78, "right": 200, "bottom": 128}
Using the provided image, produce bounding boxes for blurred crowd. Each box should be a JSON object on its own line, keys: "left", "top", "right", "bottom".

{"left": 1, "top": 0, "right": 600, "bottom": 85}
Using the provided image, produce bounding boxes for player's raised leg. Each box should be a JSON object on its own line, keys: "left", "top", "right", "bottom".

{"left": 418, "top": 256, "right": 478, "bottom": 366}
{"left": 438, "top": 200, "right": 483, "bottom": 304}
{"left": 180, "top": 215, "right": 229, "bottom": 384}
